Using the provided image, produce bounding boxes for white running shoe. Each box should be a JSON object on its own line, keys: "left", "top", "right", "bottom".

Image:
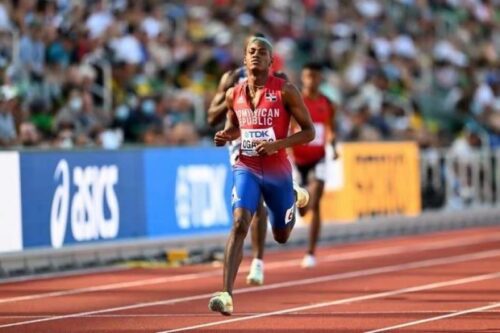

{"left": 293, "top": 182, "right": 310, "bottom": 208}
{"left": 301, "top": 254, "right": 317, "bottom": 268}
{"left": 246, "top": 258, "right": 264, "bottom": 286}
{"left": 208, "top": 291, "right": 233, "bottom": 316}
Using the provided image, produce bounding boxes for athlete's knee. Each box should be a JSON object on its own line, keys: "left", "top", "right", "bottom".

{"left": 233, "top": 216, "right": 251, "bottom": 237}
{"left": 273, "top": 229, "right": 291, "bottom": 244}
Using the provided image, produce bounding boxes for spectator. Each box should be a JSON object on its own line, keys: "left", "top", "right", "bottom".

{"left": 85, "top": 0, "right": 114, "bottom": 40}
{"left": 0, "top": 2, "right": 11, "bottom": 30}
{"left": 53, "top": 87, "right": 100, "bottom": 143}
{"left": 111, "top": 23, "right": 146, "bottom": 65}
{"left": 19, "top": 18, "right": 45, "bottom": 80}
{"left": 0, "top": 85, "right": 18, "bottom": 147}
{"left": 0, "top": 0, "right": 497, "bottom": 149}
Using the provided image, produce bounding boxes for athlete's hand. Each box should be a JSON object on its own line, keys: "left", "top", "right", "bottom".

{"left": 214, "top": 130, "right": 231, "bottom": 146}
{"left": 255, "top": 141, "right": 279, "bottom": 156}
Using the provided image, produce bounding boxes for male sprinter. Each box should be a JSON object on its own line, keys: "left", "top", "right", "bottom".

{"left": 209, "top": 36, "right": 315, "bottom": 315}
{"left": 292, "top": 62, "right": 338, "bottom": 268}
{"left": 207, "top": 33, "right": 303, "bottom": 286}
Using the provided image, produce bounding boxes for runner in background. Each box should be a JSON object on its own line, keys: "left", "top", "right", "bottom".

{"left": 291, "top": 62, "right": 339, "bottom": 268}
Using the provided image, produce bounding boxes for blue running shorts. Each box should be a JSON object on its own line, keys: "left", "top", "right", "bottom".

{"left": 232, "top": 166, "right": 295, "bottom": 229}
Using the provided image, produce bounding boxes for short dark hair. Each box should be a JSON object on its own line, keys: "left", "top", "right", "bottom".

{"left": 302, "top": 62, "right": 323, "bottom": 72}
{"left": 252, "top": 32, "right": 266, "bottom": 39}
{"left": 244, "top": 32, "right": 272, "bottom": 54}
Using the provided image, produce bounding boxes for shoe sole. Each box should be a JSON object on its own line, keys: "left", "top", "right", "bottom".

{"left": 294, "top": 189, "right": 309, "bottom": 208}
{"left": 209, "top": 298, "right": 232, "bottom": 316}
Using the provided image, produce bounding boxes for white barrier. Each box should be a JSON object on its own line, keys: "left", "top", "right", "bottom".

{"left": 421, "top": 149, "right": 500, "bottom": 210}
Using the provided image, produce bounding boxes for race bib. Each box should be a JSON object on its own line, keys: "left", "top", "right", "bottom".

{"left": 309, "top": 123, "right": 325, "bottom": 146}
{"left": 240, "top": 127, "right": 276, "bottom": 156}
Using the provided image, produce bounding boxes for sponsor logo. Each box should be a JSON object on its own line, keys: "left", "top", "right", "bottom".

{"left": 285, "top": 204, "right": 295, "bottom": 224}
{"left": 236, "top": 95, "right": 246, "bottom": 104}
{"left": 231, "top": 186, "right": 241, "bottom": 205}
{"left": 50, "top": 159, "right": 120, "bottom": 248}
{"left": 240, "top": 128, "right": 276, "bottom": 156}
{"left": 175, "top": 164, "right": 229, "bottom": 229}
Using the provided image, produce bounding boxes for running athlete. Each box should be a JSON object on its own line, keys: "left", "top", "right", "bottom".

{"left": 207, "top": 33, "right": 302, "bottom": 287}
{"left": 208, "top": 36, "right": 315, "bottom": 315}
{"left": 291, "top": 62, "right": 339, "bottom": 268}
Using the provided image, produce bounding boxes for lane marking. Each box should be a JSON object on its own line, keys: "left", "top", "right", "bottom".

{"left": 1, "top": 248, "right": 500, "bottom": 329}
{"left": 1, "top": 232, "right": 500, "bottom": 305}
{"left": 158, "top": 272, "right": 500, "bottom": 332}
{"left": 3, "top": 227, "right": 499, "bottom": 287}
{"left": 3, "top": 309, "right": 500, "bottom": 320}
{"left": 0, "top": 266, "right": 128, "bottom": 285}
{"left": 366, "top": 302, "right": 500, "bottom": 332}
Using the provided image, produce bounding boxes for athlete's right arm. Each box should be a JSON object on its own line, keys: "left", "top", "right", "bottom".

{"left": 207, "top": 70, "right": 239, "bottom": 127}
{"left": 214, "top": 87, "right": 240, "bottom": 146}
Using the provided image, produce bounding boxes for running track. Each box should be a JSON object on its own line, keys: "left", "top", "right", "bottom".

{"left": 0, "top": 226, "right": 499, "bottom": 332}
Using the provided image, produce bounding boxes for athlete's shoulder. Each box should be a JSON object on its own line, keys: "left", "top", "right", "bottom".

{"left": 272, "top": 71, "right": 289, "bottom": 81}
{"left": 220, "top": 67, "right": 246, "bottom": 91}
{"left": 281, "top": 80, "right": 300, "bottom": 95}
{"left": 225, "top": 86, "right": 236, "bottom": 103}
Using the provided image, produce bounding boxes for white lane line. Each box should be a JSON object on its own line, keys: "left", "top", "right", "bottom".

{"left": 0, "top": 316, "right": 50, "bottom": 319}
{"left": 365, "top": 302, "right": 500, "bottom": 333}
{"left": 0, "top": 270, "right": 221, "bottom": 305}
{"left": 158, "top": 272, "right": 500, "bottom": 332}
{"left": 1, "top": 232, "right": 499, "bottom": 306}
{"left": 0, "top": 266, "right": 128, "bottom": 285}
{"left": 1, "top": 248, "right": 500, "bottom": 329}
{"left": 3, "top": 309, "right": 500, "bottom": 320}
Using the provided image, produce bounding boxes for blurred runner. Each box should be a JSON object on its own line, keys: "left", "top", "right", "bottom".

{"left": 291, "top": 62, "right": 339, "bottom": 268}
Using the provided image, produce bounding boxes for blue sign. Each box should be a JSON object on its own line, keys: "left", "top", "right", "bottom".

{"left": 144, "top": 147, "right": 233, "bottom": 238}
{"left": 20, "top": 150, "right": 146, "bottom": 249}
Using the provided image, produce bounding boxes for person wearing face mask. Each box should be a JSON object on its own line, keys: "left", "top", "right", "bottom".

{"left": 122, "top": 95, "right": 162, "bottom": 142}
{"left": 54, "top": 88, "right": 99, "bottom": 145}
{"left": 53, "top": 88, "right": 84, "bottom": 135}
{"left": 69, "top": 95, "right": 83, "bottom": 112}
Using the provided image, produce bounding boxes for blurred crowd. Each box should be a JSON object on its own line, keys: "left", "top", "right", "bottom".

{"left": 0, "top": 0, "right": 498, "bottom": 150}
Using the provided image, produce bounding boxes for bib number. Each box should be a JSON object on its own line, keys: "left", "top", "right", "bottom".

{"left": 309, "top": 123, "right": 325, "bottom": 146}
{"left": 241, "top": 128, "right": 276, "bottom": 156}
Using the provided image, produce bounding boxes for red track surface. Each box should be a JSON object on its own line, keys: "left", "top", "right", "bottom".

{"left": 0, "top": 226, "right": 499, "bottom": 332}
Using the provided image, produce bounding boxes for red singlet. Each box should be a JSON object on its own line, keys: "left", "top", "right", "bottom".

{"left": 232, "top": 75, "right": 292, "bottom": 175}
{"left": 292, "top": 94, "right": 332, "bottom": 166}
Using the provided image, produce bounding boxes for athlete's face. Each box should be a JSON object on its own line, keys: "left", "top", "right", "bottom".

{"left": 245, "top": 41, "right": 273, "bottom": 72}
{"left": 301, "top": 69, "right": 322, "bottom": 92}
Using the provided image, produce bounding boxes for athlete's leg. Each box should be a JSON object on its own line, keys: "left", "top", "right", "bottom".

{"left": 223, "top": 168, "right": 260, "bottom": 294}
{"left": 250, "top": 197, "right": 267, "bottom": 260}
{"left": 302, "top": 160, "right": 326, "bottom": 268}
{"left": 306, "top": 178, "right": 325, "bottom": 255}
{"left": 262, "top": 171, "right": 296, "bottom": 244}
{"left": 246, "top": 197, "right": 267, "bottom": 286}
{"left": 210, "top": 168, "right": 260, "bottom": 315}
{"left": 223, "top": 207, "right": 253, "bottom": 294}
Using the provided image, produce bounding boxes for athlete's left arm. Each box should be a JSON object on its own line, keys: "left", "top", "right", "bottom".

{"left": 256, "top": 82, "right": 315, "bottom": 156}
